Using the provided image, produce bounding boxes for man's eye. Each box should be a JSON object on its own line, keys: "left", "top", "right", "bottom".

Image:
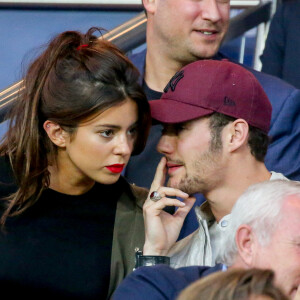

{"left": 161, "top": 127, "right": 167, "bottom": 135}
{"left": 175, "top": 124, "right": 186, "bottom": 132}
{"left": 161, "top": 124, "right": 185, "bottom": 135}
{"left": 100, "top": 130, "right": 114, "bottom": 138}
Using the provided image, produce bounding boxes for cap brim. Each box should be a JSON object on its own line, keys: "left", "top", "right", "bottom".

{"left": 150, "top": 99, "right": 214, "bottom": 123}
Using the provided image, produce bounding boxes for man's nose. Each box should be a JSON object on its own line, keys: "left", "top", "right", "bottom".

{"left": 157, "top": 134, "right": 176, "bottom": 155}
{"left": 201, "top": 0, "right": 222, "bottom": 23}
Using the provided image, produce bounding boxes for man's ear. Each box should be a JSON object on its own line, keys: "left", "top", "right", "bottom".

{"left": 43, "top": 120, "right": 69, "bottom": 148}
{"left": 143, "top": 0, "right": 156, "bottom": 14}
{"left": 235, "top": 224, "right": 256, "bottom": 267}
{"left": 226, "top": 119, "right": 249, "bottom": 153}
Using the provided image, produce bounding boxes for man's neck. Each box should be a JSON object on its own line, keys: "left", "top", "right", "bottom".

{"left": 144, "top": 29, "right": 191, "bottom": 92}
{"left": 144, "top": 49, "right": 184, "bottom": 92}
{"left": 204, "top": 161, "right": 271, "bottom": 223}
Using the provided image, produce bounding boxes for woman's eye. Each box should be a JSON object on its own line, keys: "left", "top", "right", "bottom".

{"left": 128, "top": 127, "right": 137, "bottom": 136}
{"left": 100, "top": 130, "right": 114, "bottom": 138}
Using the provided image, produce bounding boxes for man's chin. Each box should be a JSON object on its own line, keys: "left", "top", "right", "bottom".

{"left": 167, "top": 178, "right": 179, "bottom": 189}
{"left": 167, "top": 178, "right": 187, "bottom": 192}
{"left": 188, "top": 40, "right": 222, "bottom": 59}
{"left": 168, "top": 179, "right": 195, "bottom": 195}
{"left": 194, "top": 46, "right": 220, "bottom": 59}
{"left": 200, "top": 33, "right": 230, "bottom": 58}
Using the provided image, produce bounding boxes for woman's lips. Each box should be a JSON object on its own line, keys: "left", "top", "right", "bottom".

{"left": 106, "top": 164, "right": 125, "bottom": 174}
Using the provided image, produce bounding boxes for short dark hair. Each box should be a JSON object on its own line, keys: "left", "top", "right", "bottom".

{"left": 209, "top": 112, "right": 270, "bottom": 162}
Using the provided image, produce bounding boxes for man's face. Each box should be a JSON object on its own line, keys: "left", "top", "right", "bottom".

{"left": 151, "top": 0, "right": 230, "bottom": 61}
{"left": 253, "top": 196, "right": 300, "bottom": 299}
{"left": 157, "top": 117, "right": 226, "bottom": 195}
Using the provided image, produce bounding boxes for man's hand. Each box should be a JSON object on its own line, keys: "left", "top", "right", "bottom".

{"left": 143, "top": 157, "right": 196, "bottom": 256}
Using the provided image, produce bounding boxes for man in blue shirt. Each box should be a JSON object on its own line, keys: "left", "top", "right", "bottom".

{"left": 261, "top": 0, "right": 300, "bottom": 89}
{"left": 125, "top": 0, "right": 300, "bottom": 191}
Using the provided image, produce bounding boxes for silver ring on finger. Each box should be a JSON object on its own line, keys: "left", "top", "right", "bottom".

{"left": 150, "top": 191, "right": 162, "bottom": 202}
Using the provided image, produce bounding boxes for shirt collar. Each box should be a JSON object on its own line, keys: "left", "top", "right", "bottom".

{"left": 195, "top": 200, "right": 231, "bottom": 230}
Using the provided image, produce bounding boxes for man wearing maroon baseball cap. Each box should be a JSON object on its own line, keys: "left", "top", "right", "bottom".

{"left": 150, "top": 59, "right": 271, "bottom": 133}
{"left": 140, "top": 59, "right": 289, "bottom": 269}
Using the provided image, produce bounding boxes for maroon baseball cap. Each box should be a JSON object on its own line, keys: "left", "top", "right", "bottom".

{"left": 150, "top": 59, "right": 272, "bottom": 133}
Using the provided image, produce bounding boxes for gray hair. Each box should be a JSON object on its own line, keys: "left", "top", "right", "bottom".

{"left": 218, "top": 179, "right": 300, "bottom": 266}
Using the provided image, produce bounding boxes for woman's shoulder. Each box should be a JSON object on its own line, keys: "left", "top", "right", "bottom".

{"left": 130, "top": 184, "right": 149, "bottom": 200}
{"left": 119, "top": 177, "right": 149, "bottom": 207}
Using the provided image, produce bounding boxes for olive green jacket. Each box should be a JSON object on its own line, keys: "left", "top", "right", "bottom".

{"left": 108, "top": 178, "right": 148, "bottom": 299}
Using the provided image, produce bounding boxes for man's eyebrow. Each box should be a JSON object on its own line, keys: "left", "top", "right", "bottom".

{"left": 179, "top": 121, "right": 189, "bottom": 126}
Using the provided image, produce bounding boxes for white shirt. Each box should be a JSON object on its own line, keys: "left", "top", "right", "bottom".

{"left": 169, "top": 171, "right": 289, "bottom": 268}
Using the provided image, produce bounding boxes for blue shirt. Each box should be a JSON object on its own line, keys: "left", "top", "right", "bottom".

{"left": 112, "top": 264, "right": 223, "bottom": 300}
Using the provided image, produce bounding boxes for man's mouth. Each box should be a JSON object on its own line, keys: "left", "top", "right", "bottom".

{"left": 199, "top": 30, "right": 216, "bottom": 35}
{"left": 166, "top": 162, "right": 183, "bottom": 174}
{"left": 105, "top": 164, "right": 125, "bottom": 174}
{"left": 195, "top": 29, "right": 219, "bottom": 37}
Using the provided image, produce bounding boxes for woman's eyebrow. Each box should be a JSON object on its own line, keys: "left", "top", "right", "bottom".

{"left": 129, "top": 121, "right": 139, "bottom": 127}
{"left": 94, "top": 120, "right": 138, "bottom": 129}
{"left": 94, "top": 124, "right": 121, "bottom": 129}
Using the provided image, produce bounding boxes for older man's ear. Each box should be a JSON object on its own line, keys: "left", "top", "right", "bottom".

{"left": 234, "top": 224, "right": 257, "bottom": 268}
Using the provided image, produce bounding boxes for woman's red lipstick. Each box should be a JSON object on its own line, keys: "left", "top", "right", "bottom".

{"left": 106, "top": 164, "right": 125, "bottom": 174}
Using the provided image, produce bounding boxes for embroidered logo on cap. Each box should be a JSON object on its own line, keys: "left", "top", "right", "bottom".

{"left": 164, "top": 70, "right": 184, "bottom": 93}
{"left": 224, "top": 96, "right": 236, "bottom": 107}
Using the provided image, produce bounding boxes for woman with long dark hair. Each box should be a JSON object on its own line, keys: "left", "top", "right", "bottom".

{"left": 0, "top": 27, "right": 150, "bottom": 299}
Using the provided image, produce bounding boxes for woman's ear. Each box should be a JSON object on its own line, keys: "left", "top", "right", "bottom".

{"left": 226, "top": 119, "right": 249, "bottom": 153}
{"left": 43, "top": 120, "right": 68, "bottom": 148}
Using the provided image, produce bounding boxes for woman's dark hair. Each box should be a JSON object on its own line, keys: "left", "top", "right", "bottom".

{"left": 0, "top": 27, "right": 150, "bottom": 225}
{"left": 177, "top": 268, "right": 288, "bottom": 300}
{"left": 209, "top": 112, "right": 270, "bottom": 162}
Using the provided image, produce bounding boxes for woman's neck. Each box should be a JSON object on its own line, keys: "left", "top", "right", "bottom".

{"left": 47, "top": 154, "right": 95, "bottom": 195}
